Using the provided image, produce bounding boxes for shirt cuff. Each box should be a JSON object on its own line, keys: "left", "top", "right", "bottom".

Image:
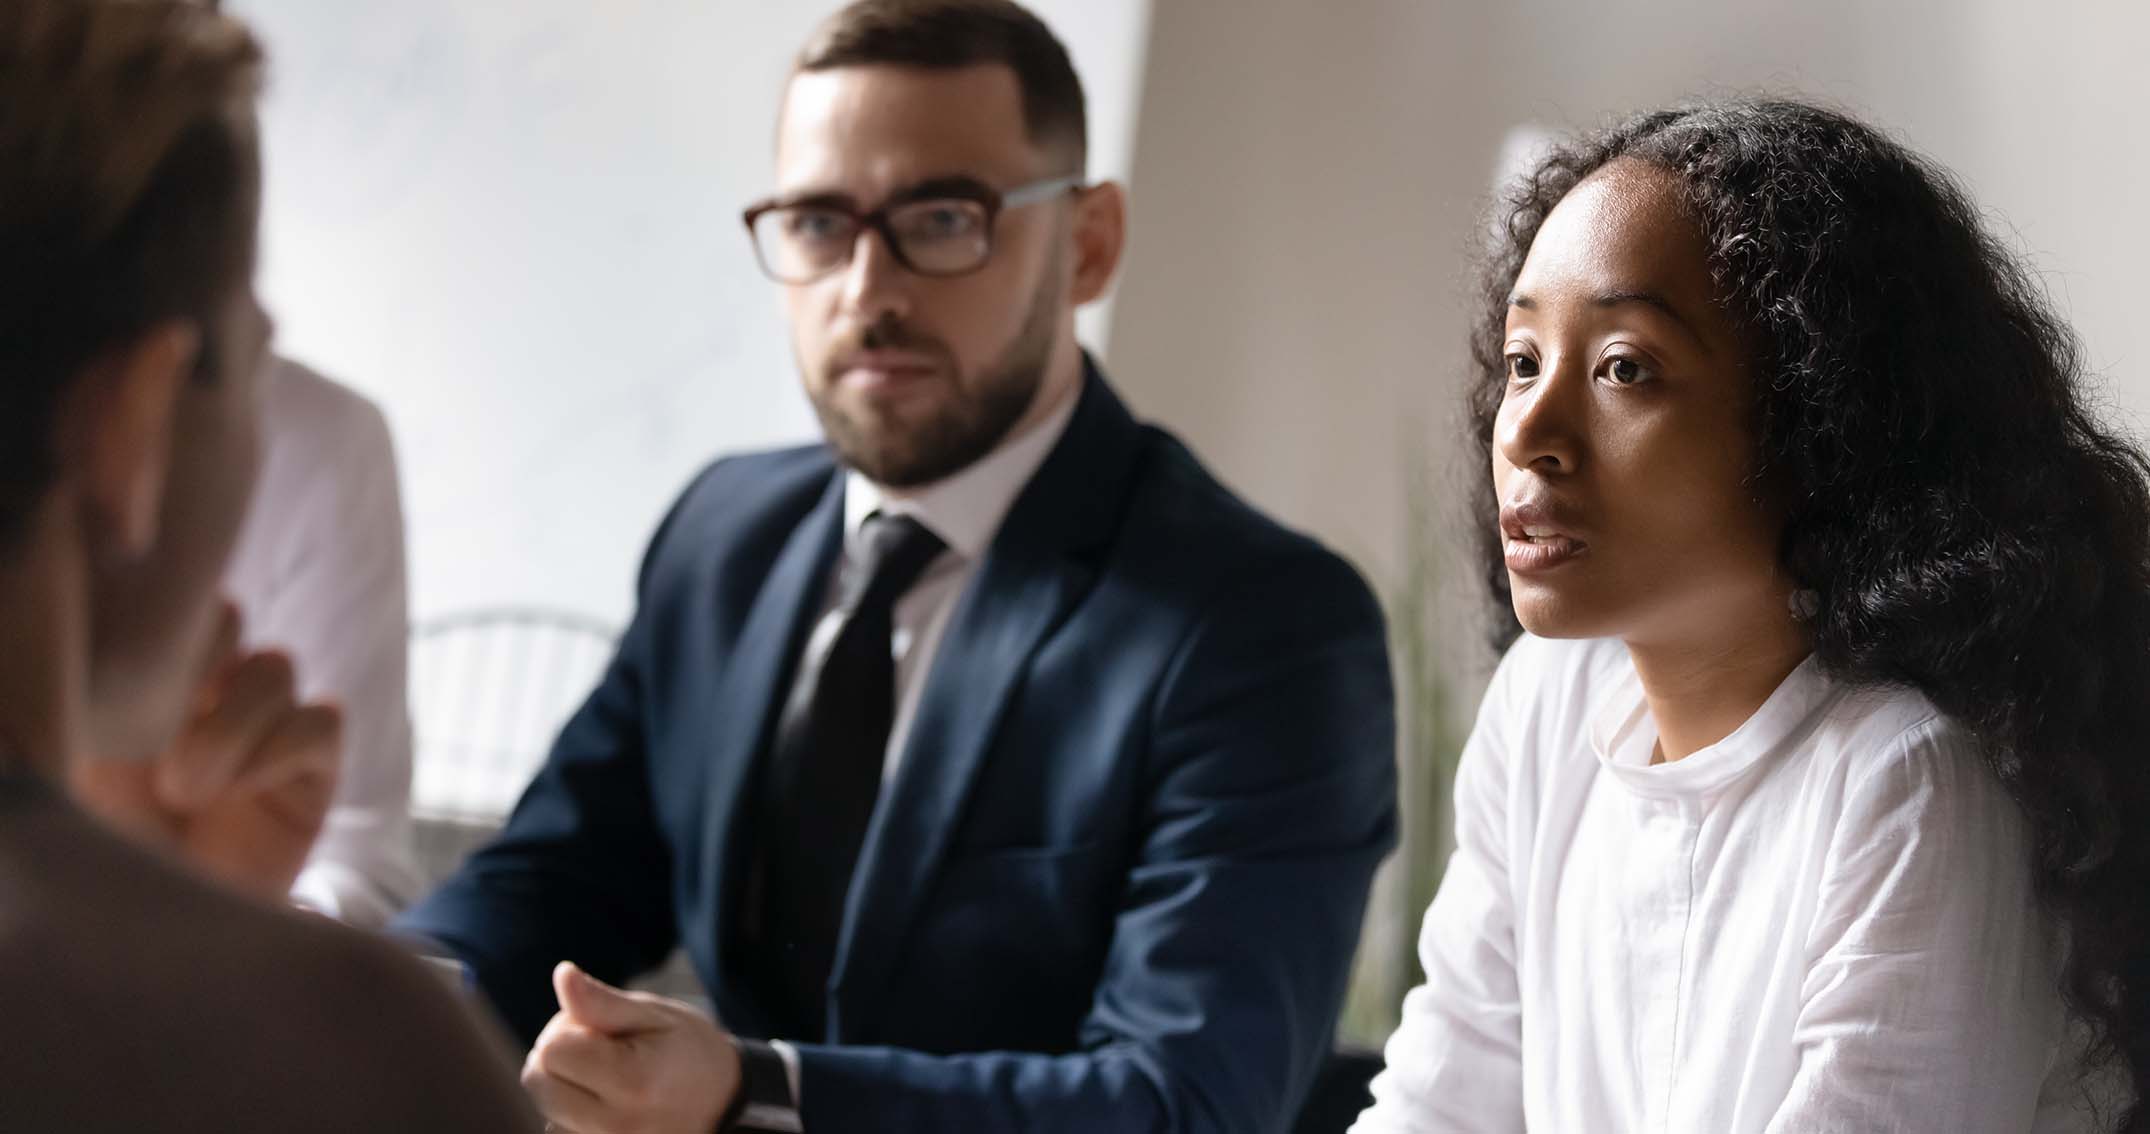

{"left": 767, "top": 1039, "right": 802, "bottom": 1103}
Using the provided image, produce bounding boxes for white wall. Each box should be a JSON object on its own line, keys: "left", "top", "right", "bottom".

{"left": 1110, "top": 1, "right": 1508, "bottom": 590}
{"left": 228, "top": 0, "right": 1151, "bottom": 627}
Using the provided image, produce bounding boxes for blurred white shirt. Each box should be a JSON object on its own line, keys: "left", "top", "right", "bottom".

{"left": 225, "top": 357, "right": 421, "bottom": 928}
{"left": 1355, "top": 634, "right": 2102, "bottom": 1134}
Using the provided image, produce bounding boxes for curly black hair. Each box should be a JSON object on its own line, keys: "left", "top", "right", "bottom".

{"left": 1469, "top": 99, "right": 2150, "bottom": 1126}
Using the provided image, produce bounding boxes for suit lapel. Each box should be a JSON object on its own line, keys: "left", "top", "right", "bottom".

{"left": 827, "top": 364, "right": 1144, "bottom": 1040}
{"left": 699, "top": 468, "right": 845, "bottom": 1029}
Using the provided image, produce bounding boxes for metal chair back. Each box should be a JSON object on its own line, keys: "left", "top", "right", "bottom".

{"left": 408, "top": 607, "right": 619, "bottom": 826}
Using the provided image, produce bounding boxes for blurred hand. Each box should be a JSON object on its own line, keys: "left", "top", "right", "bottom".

{"left": 71, "top": 601, "right": 343, "bottom": 900}
{"left": 522, "top": 963, "right": 742, "bottom": 1134}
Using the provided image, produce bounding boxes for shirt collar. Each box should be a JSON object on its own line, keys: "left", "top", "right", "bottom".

{"left": 1586, "top": 648, "right": 1839, "bottom": 801}
{"left": 843, "top": 386, "right": 1079, "bottom": 560}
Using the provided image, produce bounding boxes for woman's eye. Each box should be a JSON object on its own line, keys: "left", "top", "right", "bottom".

{"left": 1506, "top": 353, "right": 1540, "bottom": 381}
{"left": 1605, "top": 357, "right": 1654, "bottom": 386}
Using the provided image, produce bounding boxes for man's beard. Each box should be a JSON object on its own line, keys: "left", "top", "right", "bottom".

{"left": 809, "top": 258, "right": 1064, "bottom": 489}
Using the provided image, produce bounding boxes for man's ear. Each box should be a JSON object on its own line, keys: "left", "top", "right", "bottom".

{"left": 62, "top": 321, "right": 199, "bottom": 560}
{"left": 1069, "top": 180, "right": 1127, "bottom": 307}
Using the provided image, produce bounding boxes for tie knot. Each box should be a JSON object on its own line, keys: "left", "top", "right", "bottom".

{"left": 841, "top": 512, "right": 947, "bottom": 612}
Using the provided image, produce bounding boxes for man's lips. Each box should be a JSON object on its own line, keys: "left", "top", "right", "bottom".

{"left": 834, "top": 352, "right": 940, "bottom": 391}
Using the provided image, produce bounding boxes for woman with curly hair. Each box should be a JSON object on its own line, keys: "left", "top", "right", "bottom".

{"left": 1353, "top": 100, "right": 2147, "bottom": 1133}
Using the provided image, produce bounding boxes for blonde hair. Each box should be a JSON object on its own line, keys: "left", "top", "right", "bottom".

{"left": 0, "top": 0, "right": 264, "bottom": 539}
{"left": 3, "top": 0, "right": 261, "bottom": 235}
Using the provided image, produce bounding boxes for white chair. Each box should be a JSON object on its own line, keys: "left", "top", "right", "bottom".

{"left": 405, "top": 609, "right": 711, "bottom": 1003}
{"left": 408, "top": 607, "right": 618, "bottom": 826}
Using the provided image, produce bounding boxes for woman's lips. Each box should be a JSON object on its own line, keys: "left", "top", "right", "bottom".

{"left": 1503, "top": 532, "right": 1589, "bottom": 574}
{"left": 1499, "top": 498, "right": 1590, "bottom": 574}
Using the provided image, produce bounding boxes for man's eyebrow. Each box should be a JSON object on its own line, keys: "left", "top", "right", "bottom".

{"left": 880, "top": 175, "right": 995, "bottom": 205}
{"left": 766, "top": 188, "right": 858, "bottom": 211}
{"left": 765, "top": 174, "right": 995, "bottom": 214}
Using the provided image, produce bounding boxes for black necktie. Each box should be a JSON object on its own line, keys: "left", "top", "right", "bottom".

{"left": 749, "top": 511, "right": 947, "bottom": 1040}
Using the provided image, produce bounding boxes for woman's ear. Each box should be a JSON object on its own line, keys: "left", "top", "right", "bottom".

{"left": 63, "top": 321, "right": 199, "bottom": 560}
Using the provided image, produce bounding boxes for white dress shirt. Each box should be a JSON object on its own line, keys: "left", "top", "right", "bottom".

{"left": 1355, "top": 634, "right": 2105, "bottom": 1134}
{"left": 224, "top": 358, "right": 422, "bottom": 929}
{"left": 761, "top": 388, "right": 1078, "bottom": 1103}
{"left": 810, "top": 388, "right": 1078, "bottom": 782}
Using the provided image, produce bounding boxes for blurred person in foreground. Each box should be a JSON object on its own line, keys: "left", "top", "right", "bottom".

{"left": 1354, "top": 99, "right": 2146, "bottom": 1133}
{"left": 0, "top": 2, "right": 534, "bottom": 1128}
{"left": 397, "top": 1, "right": 1398, "bottom": 1131}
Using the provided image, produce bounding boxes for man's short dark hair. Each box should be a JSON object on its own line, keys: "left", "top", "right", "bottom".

{"left": 797, "top": 0, "right": 1088, "bottom": 170}
{"left": 0, "top": 0, "right": 263, "bottom": 549}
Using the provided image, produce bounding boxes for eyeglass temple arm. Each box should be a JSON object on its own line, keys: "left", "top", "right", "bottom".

{"left": 999, "top": 175, "right": 1086, "bottom": 207}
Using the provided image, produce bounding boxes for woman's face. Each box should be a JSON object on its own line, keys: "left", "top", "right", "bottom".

{"left": 1493, "top": 158, "right": 1786, "bottom": 648}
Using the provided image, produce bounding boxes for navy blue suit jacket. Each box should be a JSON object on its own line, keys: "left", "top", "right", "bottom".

{"left": 396, "top": 369, "right": 1398, "bottom": 1133}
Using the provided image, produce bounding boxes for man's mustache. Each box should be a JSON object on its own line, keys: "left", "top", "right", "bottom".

{"left": 828, "top": 316, "right": 952, "bottom": 368}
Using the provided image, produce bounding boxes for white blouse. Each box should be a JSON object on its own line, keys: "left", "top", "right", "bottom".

{"left": 1354, "top": 635, "right": 2104, "bottom": 1133}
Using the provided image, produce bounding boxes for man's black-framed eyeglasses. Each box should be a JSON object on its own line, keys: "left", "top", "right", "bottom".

{"left": 742, "top": 174, "right": 1084, "bottom": 284}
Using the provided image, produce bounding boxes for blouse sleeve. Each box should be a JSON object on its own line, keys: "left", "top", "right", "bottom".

{"left": 1351, "top": 645, "right": 1532, "bottom": 1134}
{"left": 1764, "top": 719, "right": 2070, "bottom": 1132}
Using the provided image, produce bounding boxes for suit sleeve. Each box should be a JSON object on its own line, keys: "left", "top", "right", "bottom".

{"left": 789, "top": 547, "right": 1399, "bottom": 1134}
{"left": 390, "top": 465, "right": 724, "bottom": 1044}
